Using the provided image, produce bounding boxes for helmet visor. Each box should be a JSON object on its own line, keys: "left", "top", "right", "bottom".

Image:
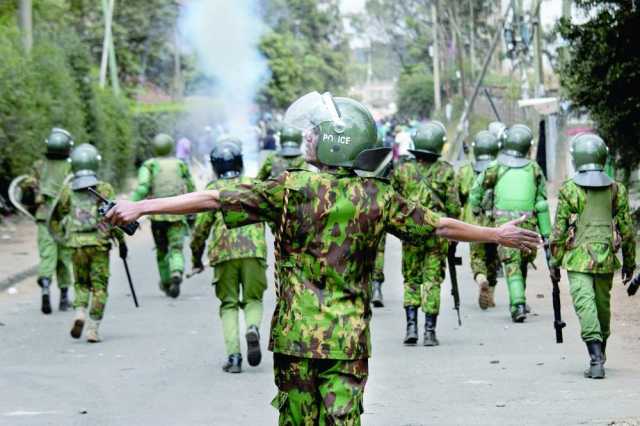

{"left": 284, "top": 91, "right": 345, "bottom": 134}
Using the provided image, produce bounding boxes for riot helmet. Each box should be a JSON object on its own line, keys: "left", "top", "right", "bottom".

{"left": 153, "top": 133, "right": 174, "bottom": 157}
{"left": 570, "top": 133, "right": 613, "bottom": 187}
{"left": 409, "top": 121, "right": 447, "bottom": 158}
{"left": 471, "top": 130, "right": 499, "bottom": 172}
{"left": 497, "top": 124, "right": 533, "bottom": 168}
{"left": 70, "top": 144, "right": 101, "bottom": 190}
{"left": 210, "top": 141, "right": 243, "bottom": 179}
{"left": 45, "top": 128, "right": 74, "bottom": 159}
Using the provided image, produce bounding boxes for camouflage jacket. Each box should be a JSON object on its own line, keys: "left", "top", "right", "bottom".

{"left": 22, "top": 159, "right": 72, "bottom": 221}
{"left": 256, "top": 153, "right": 308, "bottom": 180}
{"left": 51, "top": 181, "right": 124, "bottom": 249}
{"left": 219, "top": 168, "right": 441, "bottom": 360}
{"left": 456, "top": 162, "right": 476, "bottom": 223}
{"left": 469, "top": 161, "right": 547, "bottom": 231}
{"left": 191, "top": 177, "right": 267, "bottom": 267}
{"left": 549, "top": 180, "right": 635, "bottom": 273}
{"left": 131, "top": 157, "right": 195, "bottom": 222}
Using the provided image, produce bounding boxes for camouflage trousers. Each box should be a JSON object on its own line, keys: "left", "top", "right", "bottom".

{"left": 567, "top": 272, "right": 613, "bottom": 343}
{"left": 214, "top": 258, "right": 267, "bottom": 356}
{"left": 272, "top": 353, "right": 368, "bottom": 425}
{"left": 470, "top": 242, "right": 500, "bottom": 287}
{"left": 372, "top": 235, "right": 386, "bottom": 283}
{"left": 498, "top": 246, "right": 537, "bottom": 313}
{"left": 37, "top": 222, "right": 73, "bottom": 289}
{"left": 151, "top": 220, "right": 186, "bottom": 286}
{"left": 402, "top": 243, "right": 446, "bottom": 315}
{"left": 72, "top": 246, "right": 110, "bottom": 320}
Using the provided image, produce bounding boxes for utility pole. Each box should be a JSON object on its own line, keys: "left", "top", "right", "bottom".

{"left": 561, "top": 0, "right": 572, "bottom": 63}
{"left": 99, "top": 0, "right": 119, "bottom": 94}
{"left": 432, "top": 0, "right": 442, "bottom": 112}
{"left": 451, "top": 2, "right": 466, "bottom": 99}
{"left": 18, "top": 0, "right": 33, "bottom": 53}
{"left": 533, "top": 0, "right": 545, "bottom": 96}
{"left": 469, "top": 0, "right": 476, "bottom": 80}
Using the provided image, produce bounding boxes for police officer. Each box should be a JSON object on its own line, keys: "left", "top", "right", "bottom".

{"left": 190, "top": 140, "right": 268, "bottom": 374}
{"left": 470, "top": 124, "right": 551, "bottom": 323}
{"left": 392, "top": 121, "right": 461, "bottom": 346}
{"left": 457, "top": 131, "right": 501, "bottom": 309}
{"left": 22, "top": 128, "right": 75, "bottom": 314}
{"left": 131, "top": 134, "right": 195, "bottom": 298}
{"left": 48, "top": 144, "right": 126, "bottom": 343}
{"left": 256, "top": 126, "right": 307, "bottom": 180}
{"left": 105, "top": 92, "right": 540, "bottom": 424}
{"left": 549, "top": 133, "right": 635, "bottom": 379}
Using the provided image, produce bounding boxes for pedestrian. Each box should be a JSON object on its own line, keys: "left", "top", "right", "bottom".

{"left": 176, "top": 137, "right": 192, "bottom": 165}
{"left": 549, "top": 133, "right": 635, "bottom": 379}
{"left": 20, "top": 128, "right": 75, "bottom": 314}
{"left": 190, "top": 139, "right": 268, "bottom": 374}
{"left": 470, "top": 124, "right": 552, "bottom": 323}
{"left": 392, "top": 121, "right": 461, "bottom": 346}
{"left": 456, "top": 130, "right": 501, "bottom": 309}
{"left": 48, "top": 144, "right": 127, "bottom": 343}
{"left": 256, "top": 126, "right": 308, "bottom": 180}
{"left": 105, "top": 92, "right": 540, "bottom": 424}
{"left": 130, "top": 133, "right": 195, "bottom": 298}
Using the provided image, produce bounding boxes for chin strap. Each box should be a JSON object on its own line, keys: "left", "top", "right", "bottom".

{"left": 274, "top": 172, "right": 290, "bottom": 299}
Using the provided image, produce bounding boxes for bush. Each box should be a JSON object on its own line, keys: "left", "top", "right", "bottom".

{"left": 396, "top": 68, "right": 435, "bottom": 120}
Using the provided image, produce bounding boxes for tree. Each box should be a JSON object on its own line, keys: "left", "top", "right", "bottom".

{"left": 395, "top": 66, "right": 435, "bottom": 120}
{"left": 558, "top": 1, "right": 640, "bottom": 175}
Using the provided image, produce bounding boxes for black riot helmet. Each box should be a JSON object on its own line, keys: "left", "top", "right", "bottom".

{"left": 209, "top": 141, "right": 243, "bottom": 179}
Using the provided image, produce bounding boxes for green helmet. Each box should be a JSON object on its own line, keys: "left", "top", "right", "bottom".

{"left": 471, "top": 130, "right": 499, "bottom": 172}
{"left": 487, "top": 121, "right": 507, "bottom": 142}
{"left": 497, "top": 124, "right": 533, "bottom": 168}
{"left": 153, "top": 133, "right": 174, "bottom": 157}
{"left": 409, "top": 121, "right": 447, "bottom": 158}
{"left": 279, "top": 127, "right": 302, "bottom": 157}
{"left": 570, "top": 133, "right": 613, "bottom": 187}
{"left": 70, "top": 144, "right": 101, "bottom": 190}
{"left": 45, "top": 128, "right": 74, "bottom": 159}
{"left": 284, "top": 92, "right": 387, "bottom": 171}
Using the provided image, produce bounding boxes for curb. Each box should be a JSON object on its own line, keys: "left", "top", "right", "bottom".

{"left": 0, "top": 265, "right": 38, "bottom": 292}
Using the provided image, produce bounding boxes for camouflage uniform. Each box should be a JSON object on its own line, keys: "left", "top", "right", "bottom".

{"left": 550, "top": 180, "right": 635, "bottom": 343}
{"left": 470, "top": 161, "right": 547, "bottom": 314}
{"left": 392, "top": 159, "right": 461, "bottom": 314}
{"left": 372, "top": 235, "right": 386, "bottom": 284}
{"left": 50, "top": 182, "right": 124, "bottom": 321}
{"left": 191, "top": 177, "right": 268, "bottom": 357}
{"left": 256, "top": 153, "right": 308, "bottom": 180}
{"left": 131, "top": 158, "right": 195, "bottom": 289}
{"left": 23, "top": 159, "right": 74, "bottom": 290}
{"left": 457, "top": 162, "right": 499, "bottom": 288}
{"left": 219, "top": 168, "right": 441, "bottom": 424}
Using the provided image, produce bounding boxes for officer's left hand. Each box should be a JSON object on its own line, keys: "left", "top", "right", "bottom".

{"left": 622, "top": 267, "right": 634, "bottom": 284}
{"left": 119, "top": 242, "right": 128, "bottom": 260}
{"left": 105, "top": 200, "right": 144, "bottom": 226}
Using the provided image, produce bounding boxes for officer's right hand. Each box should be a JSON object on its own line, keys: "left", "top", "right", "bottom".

{"left": 550, "top": 267, "right": 561, "bottom": 282}
{"left": 495, "top": 216, "right": 542, "bottom": 252}
{"left": 105, "top": 200, "right": 144, "bottom": 226}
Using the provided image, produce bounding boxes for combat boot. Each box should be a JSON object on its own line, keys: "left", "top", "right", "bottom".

{"left": 59, "top": 288, "right": 71, "bottom": 311}
{"left": 511, "top": 304, "right": 527, "bottom": 323}
{"left": 70, "top": 308, "right": 86, "bottom": 339}
{"left": 245, "top": 325, "right": 262, "bottom": 367}
{"left": 476, "top": 274, "right": 490, "bottom": 310}
{"left": 168, "top": 272, "right": 182, "bottom": 299}
{"left": 37, "top": 277, "right": 52, "bottom": 314}
{"left": 423, "top": 314, "right": 439, "bottom": 347}
{"left": 403, "top": 306, "right": 418, "bottom": 345}
{"left": 85, "top": 319, "right": 101, "bottom": 343}
{"left": 488, "top": 285, "right": 496, "bottom": 308}
{"left": 584, "top": 341, "right": 605, "bottom": 379}
{"left": 222, "top": 353, "right": 242, "bottom": 373}
{"left": 371, "top": 281, "right": 384, "bottom": 308}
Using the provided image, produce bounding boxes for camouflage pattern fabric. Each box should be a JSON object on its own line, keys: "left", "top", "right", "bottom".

{"left": 151, "top": 221, "right": 187, "bottom": 286}
{"left": 256, "top": 153, "right": 308, "bottom": 180}
{"left": 271, "top": 353, "right": 367, "bottom": 425}
{"left": 131, "top": 158, "right": 195, "bottom": 222}
{"left": 392, "top": 159, "right": 460, "bottom": 314}
{"left": 456, "top": 162, "right": 475, "bottom": 223}
{"left": 36, "top": 222, "right": 73, "bottom": 289}
{"left": 191, "top": 177, "right": 267, "bottom": 267}
{"left": 72, "top": 246, "right": 110, "bottom": 321}
{"left": 567, "top": 272, "right": 614, "bottom": 342}
{"left": 549, "top": 180, "right": 635, "bottom": 273}
{"left": 371, "top": 235, "right": 386, "bottom": 283}
{"left": 22, "top": 159, "right": 71, "bottom": 220}
{"left": 219, "top": 168, "right": 441, "bottom": 360}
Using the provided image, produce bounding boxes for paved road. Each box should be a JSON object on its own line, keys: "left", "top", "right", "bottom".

{"left": 1, "top": 226, "right": 640, "bottom": 426}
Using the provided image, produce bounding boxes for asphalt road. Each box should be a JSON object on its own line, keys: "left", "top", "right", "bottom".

{"left": 1, "top": 226, "right": 640, "bottom": 426}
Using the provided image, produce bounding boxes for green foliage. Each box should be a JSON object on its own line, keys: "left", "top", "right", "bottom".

{"left": 396, "top": 67, "right": 435, "bottom": 119}
{"left": 558, "top": 1, "right": 640, "bottom": 175}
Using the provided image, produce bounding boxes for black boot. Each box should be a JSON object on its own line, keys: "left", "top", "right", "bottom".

{"left": 222, "top": 353, "right": 242, "bottom": 373}
{"left": 37, "top": 277, "right": 52, "bottom": 315}
{"left": 371, "top": 281, "right": 384, "bottom": 308}
{"left": 59, "top": 288, "right": 71, "bottom": 311}
{"left": 584, "top": 341, "right": 605, "bottom": 379}
{"left": 168, "top": 273, "right": 182, "bottom": 299}
{"left": 511, "top": 304, "right": 527, "bottom": 323}
{"left": 245, "top": 325, "right": 262, "bottom": 367}
{"left": 403, "top": 306, "right": 418, "bottom": 345}
{"left": 423, "top": 314, "right": 439, "bottom": 347}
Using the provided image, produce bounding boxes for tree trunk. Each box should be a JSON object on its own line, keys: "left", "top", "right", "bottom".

{"left": 18, "top": 0, "right": 33, "bottom": 53}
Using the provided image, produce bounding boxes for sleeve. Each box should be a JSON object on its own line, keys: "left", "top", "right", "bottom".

{"left": 444, "top": 166, "right": 461, "bottom": 219}
{"left": 549, "top": 186, "right": 572, "bottom": 268}
{"left": 456, "top": 167, "right": 470, "bottom": 207}
{"left": 190, "top": 210, "right": 214, "bottom": 263}
{"left": 384, "top": 192, "right": 441, "bottom": 244}
{"left": 219, "top": 177, "right": 284, "bottom": 229}
{"left": 615, "top": 183, "right": 636, "bottom": 271}
{"left": 390, "top": 163, "right": 405, "bottom": 194}
{"left": 534, "top": 163, "right": 549, "bottom": 204}
{"left": 469, "top": 170, "right": 488, "bottom": 213}
{"left": 101, "top": 183, "right": 125, "bottom": 243}
{"left": 256, "top": 155, "right": 273, "bottom": 181}
{"left": 49, "top": 185, "right": 71, "bottom": 229}
{"left": 181, "top": 162, "right": 196, "bottom": 193}
{"left": 130, "top": 162, "right": 153, "bottom": 201}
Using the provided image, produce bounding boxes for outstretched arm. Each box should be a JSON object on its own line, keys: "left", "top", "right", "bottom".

{"left": 435, "top": 216, "right": 541, "bottom": 251}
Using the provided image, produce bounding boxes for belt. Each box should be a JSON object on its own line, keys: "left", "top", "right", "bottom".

{"left": 493, "top": 209, "right": 534, "bottom": 219}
